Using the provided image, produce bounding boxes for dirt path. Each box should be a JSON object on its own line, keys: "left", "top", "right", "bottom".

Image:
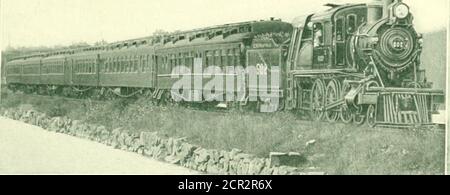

{"left": 0, "top": 117, "right": 200, "bottom": 175}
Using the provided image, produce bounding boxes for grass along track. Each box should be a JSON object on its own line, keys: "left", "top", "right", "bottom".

{"left": 0, "top": 92, "right": 445, "bottom": 175}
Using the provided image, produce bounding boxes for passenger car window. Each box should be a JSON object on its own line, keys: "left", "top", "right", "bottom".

{"left": 140, "top": 56, "right": 145, "bottom": 72}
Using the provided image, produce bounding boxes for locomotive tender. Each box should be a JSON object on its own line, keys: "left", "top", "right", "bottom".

{"left": 5, "top": 0, "right": 445, "bottom": 127}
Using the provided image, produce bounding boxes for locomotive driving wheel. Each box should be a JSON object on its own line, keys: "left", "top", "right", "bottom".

{"left": 340, "top": 82, "right": 353, "bottom": 123}
{"left": 325, "top": 79, "right": 341, "bottom": 122}
{"left": 311, "top": 79, "right": 325, "bottom": 121}
{"left": 367, "top": 105, "right": 377, "bottom": 128}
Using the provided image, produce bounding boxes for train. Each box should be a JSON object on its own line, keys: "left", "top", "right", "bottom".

{"left": 4, "top": 0, "right": 445, "bottom": 128}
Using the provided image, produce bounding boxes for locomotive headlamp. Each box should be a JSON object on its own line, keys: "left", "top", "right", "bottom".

{"left": 393, "top": 3, "right": 409, "bottom": 19}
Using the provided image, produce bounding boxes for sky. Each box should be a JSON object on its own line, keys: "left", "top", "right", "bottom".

{"left": 0, "top": 0, "right": 448, "bottom": 49}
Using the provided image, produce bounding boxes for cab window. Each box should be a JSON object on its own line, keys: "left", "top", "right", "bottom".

{"left": 336, "top": 18, "right": 344, "bottom": 41}
{"left": 313, "top": 23, "right": 324, "bottom": 47}
{"left": 347, "top": 15, "right": 357, "bottom": 34}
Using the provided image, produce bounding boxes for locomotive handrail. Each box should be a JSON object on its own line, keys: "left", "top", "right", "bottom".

{"left": 344, "top": 75, "right": 376, "bottom": 85}
{"left": 157, "top": 73, "right": 240, "bottom": 77}
{"left": 290, "top": 69, "right": 346, "bottom": 75}
{"left": 291, "top": 69, "right": 365, "bottom": 78}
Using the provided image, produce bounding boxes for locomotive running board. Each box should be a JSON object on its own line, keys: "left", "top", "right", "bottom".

{"left": 366, "top": 87, "right": 444, "bottom": 95}
{"left": 373, "top": 123, "right": 439, "bottom": 129}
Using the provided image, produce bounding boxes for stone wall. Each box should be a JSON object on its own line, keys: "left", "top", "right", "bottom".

{"left": 0, "top": 108, "right": 325, "bottom": 175}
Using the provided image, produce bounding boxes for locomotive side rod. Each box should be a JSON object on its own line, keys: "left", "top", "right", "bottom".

{"left": 324, "top": 99, "right": 346, "bottom": 111}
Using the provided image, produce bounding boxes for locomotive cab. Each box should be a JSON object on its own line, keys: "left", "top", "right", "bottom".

{"left": 290, "top": 3, "right": 368, "bottom": 70}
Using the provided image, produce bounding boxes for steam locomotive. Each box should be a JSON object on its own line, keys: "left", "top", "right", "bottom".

{"left": 4, "top": 0, "right": 445, "bottom": 127}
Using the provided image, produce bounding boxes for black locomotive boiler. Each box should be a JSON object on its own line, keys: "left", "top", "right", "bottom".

{"left": 5, "top": 0, "right": 445, "bottom": 128}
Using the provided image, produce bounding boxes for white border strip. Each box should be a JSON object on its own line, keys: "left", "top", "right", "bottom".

{"left": 0, "top": 0, "right": 2, "bottom": 103}
{"left": 446, "top": 0, "right": 450, "bottom": 176}
{"left": 0, "top": 0, "right": 3, "bottom": 105}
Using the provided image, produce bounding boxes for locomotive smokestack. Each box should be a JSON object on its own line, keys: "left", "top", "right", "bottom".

{"left": 367, "top": 0, "right": 383, "bottom": 24}
{"left": 367, "top": 0, "right": 395, "bottom": 24}
{"left": 381, "top": 0, "right": 394, "bottom": 18}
